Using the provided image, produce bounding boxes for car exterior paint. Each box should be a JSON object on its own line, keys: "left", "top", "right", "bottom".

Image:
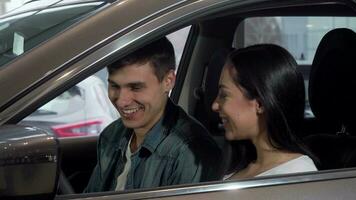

{"left": 1, "top": 0, "right": 356, "bottom": 199}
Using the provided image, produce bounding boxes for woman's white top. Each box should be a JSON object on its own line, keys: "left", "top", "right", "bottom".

{"left": 256, "top": 155, "right": 317, "bottom": 177}
{"left": 224, "top": 155, "right": 317, "bottom": 180}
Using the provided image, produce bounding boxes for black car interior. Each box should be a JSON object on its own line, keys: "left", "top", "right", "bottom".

{"left": 57, "top": 136, "right": 97, "bottom": 194}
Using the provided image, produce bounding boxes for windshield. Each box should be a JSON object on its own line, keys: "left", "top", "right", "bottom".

{"left": 0, "top": 0, "right": 109, "bottom": 68}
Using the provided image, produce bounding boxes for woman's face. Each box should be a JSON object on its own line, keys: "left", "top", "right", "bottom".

{"left": 212, "top": 65, "right": 262, "bottom": 141}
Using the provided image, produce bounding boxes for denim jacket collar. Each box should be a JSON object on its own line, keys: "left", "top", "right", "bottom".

{"left": 117, "top": 99, "right": 178, "bottom": 155}
{"left": 142, "top": 99, "right": 179, "bottom": 153}
{"left": 116, "top": 128, "right": 132, "bottom": 157}
{"left": 140, "top": 117, "right": 164, "bottom": 153}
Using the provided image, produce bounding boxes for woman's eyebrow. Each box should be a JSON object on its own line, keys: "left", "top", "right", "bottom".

{"left": 218, "top": 84, "right": 227, "bottom": 89}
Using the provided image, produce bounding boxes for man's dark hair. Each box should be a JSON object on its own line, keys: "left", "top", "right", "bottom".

{"left": 107, "top": 37, "right": 176, "bottom": 81}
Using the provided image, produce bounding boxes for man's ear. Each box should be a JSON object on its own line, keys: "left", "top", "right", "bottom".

{"left": 164, "top": 69, "right": 176, "bottom": 92}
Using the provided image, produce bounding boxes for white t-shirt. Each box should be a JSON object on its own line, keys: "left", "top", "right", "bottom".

{"left": 115, "top": 136, "right": 133, "bottom": 191}
{"left": 224, "top": 155, "right": 317, "bottom": 179}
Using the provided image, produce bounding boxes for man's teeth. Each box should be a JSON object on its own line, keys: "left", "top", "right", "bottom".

{"left": 122, "top": 108, "right": 139, "bottom": 114}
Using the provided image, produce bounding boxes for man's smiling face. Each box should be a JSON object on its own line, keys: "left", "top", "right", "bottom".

{"left": 108, "top": 62, "right": 175, "bottom": 135}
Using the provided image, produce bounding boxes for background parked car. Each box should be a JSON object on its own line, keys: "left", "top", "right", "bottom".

{"left": 20, "top": 74, "right": 118, "bottom": 137}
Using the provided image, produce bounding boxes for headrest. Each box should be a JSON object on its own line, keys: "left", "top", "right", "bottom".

{"left": 204, "top": 48, "right": 229, "bottom": 130}
{"left": 309, "top": 28, "right": 356, "bottom": 132}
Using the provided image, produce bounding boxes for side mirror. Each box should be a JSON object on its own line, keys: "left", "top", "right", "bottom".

{"left": 0, "top": 125, "right": 59, "bottom": 200}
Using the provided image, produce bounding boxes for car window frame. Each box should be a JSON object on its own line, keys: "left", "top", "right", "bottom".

{"left": 2, "top": 0, "right": 356, "bottom": 199}
{"left": 55, "top": 168, "right": 356, "bottom": 199}
{"left": 55, "top": 2, "right": 356, "bottom": 198}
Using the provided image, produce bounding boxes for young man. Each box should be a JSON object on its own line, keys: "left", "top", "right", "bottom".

{"left": 85, "top": 37, "right": 222, "bottom": 192}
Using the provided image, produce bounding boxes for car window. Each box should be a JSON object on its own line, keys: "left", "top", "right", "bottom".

{"left": 235, "top": 17, "right": 356, "bottom": 118}
{"left": 19, "top": 27, "right": 191, "bottom": 138}
{"left": 238, "top": 17, "right": 356, "bottom": 65}
{"left": 0, "top": 0, "right": 109, "bottom": 67}
{"left": 167, "top": 26, "right": 191, "bottom": 67}
{"left": 20, "top": 69, "right": 119, "bottom": 137}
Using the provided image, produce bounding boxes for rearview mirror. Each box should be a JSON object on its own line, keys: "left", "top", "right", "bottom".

{"left": 0, "top": 125, "right": 59, "bottom": 199}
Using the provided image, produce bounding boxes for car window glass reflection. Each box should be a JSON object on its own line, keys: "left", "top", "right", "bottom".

{"left": 0, "top": 0, "right": 109, "bottom": 67}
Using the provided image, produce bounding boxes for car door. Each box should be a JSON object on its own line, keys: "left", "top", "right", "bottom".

{"left": 2, "top": 0, "right": 356, "bottom": 200}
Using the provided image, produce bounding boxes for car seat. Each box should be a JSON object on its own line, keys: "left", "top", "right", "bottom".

{"left": 194, "top": 48, "right": 250, "bottom": 175}
{"left": 304, "top": 28, "right": 356, "bottom": 170}
{"left": 194, "top": 48, "right": 229, "bottom": 133}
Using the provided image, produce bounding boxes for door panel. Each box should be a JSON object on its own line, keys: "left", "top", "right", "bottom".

{"left": 58, "top": 136, "right": 98, "bottom": 193}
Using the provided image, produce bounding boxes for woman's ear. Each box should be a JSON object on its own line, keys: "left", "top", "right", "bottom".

{"left": 255, "top": 100, "right": 264, "bottom": 114}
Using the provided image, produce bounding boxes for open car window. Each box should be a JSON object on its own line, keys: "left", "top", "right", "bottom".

{"left": 18, "top": 26, "right": 191, "bottom": 138}
{"left": 20, "top": 69, "right": 118, "bottom": 137}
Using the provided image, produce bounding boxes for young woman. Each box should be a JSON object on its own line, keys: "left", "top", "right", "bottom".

{"left": 212, "top": 44, "right": 317, "bottom": 179}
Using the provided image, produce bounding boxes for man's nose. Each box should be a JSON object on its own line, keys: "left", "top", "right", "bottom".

{"left": 116, "top": 89, "right": 133, "bottom": 107}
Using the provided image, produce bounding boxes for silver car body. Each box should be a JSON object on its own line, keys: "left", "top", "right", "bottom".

{"left": 1, "top": 0, "right": 356, "bottom": 199}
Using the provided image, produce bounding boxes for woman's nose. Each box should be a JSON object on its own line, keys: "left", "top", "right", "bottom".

{"left": 211, "top": 99, "right": 219, "bottom": 112}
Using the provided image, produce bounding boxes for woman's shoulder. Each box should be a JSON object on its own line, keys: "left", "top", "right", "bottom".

{"left": 257, "top": 155, "right": 318, "bottom": 177}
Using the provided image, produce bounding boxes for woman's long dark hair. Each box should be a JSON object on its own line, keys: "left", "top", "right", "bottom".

{"left": 226, "top": 44, "right": 317, "bottom": 171}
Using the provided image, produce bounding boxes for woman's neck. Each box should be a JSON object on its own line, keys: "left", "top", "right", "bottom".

{"left": 231, "top": 134, "right": 302, "bottom": 179}
{"left": 257, "top": 133, "right": 302, "bottom": 165}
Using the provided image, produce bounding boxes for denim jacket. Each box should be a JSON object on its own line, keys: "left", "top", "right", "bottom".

{"left": 85, "top": 99, "right": 222, "bottom": 192}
